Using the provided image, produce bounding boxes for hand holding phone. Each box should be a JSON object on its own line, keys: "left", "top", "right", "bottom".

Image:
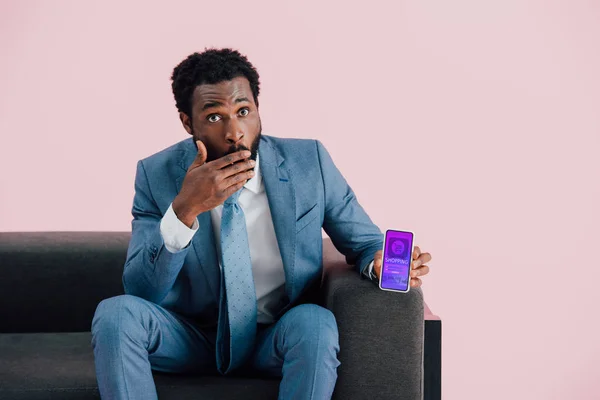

{"left": 379, "top": 230, "right": 415, "bottom": 293}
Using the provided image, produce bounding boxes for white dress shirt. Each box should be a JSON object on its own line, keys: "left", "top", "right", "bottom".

{"left": 159, "top": 155, "right": 376, "bottom": 324}
{"left": 160, "top": 155, "right": 287, "bottom": 323}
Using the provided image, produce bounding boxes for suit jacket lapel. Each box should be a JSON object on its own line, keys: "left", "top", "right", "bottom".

{"left": 259, "top": 138, "right": 298, "bottom": 302}
{"left": 175, "top": 139, "right": 220, "bottom": 302}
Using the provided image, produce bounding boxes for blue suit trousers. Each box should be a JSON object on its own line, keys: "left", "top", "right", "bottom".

{"left": 91, "top": 295, "right": 340, "bottom": 400}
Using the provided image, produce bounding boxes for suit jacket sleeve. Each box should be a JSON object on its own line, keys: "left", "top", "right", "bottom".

{"left": 122, "top": 160, "right": 190, "bottom": 303}
{"left": 316, "top": 140, "right": 384, "bottom": 274}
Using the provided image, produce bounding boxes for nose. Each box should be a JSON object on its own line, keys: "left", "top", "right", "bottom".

{"left": 225, "top": 119, "right": 244, "bottom": 145}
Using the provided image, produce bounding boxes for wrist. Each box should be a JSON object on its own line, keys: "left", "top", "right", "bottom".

{"left": 172, "top": 196, "right": 200, "bottom": 228}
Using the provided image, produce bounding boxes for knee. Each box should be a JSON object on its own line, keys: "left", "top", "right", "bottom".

{"left": 91, "top": 294, "right": 144, "bottom": 337}
{"left": 283, "top": 304, "right": 339, "bottom": 351}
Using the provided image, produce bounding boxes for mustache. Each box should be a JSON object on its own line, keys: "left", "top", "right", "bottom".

{"left": 226, "top": 130, "right": 261, "bottom": 161}
{"left": 226, "top": 144, "right": 250, "bottom": 154}
{"left": 227, "top": 126, "right": 262, "bottom": 155}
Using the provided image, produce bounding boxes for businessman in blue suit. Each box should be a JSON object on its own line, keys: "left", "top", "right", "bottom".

{"left": 91, "top": 48, "right": 431, "bottom": 400}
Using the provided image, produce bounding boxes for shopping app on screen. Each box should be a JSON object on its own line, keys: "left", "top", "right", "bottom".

{"left": 381, "top": 230, "right": 413, "bottom": 291}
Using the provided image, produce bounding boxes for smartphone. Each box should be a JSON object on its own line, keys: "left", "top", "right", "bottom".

{"left": 379, "top": 229, "right": 415, "bottom": 293}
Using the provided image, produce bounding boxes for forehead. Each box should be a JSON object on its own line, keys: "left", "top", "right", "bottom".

{"left": 192, "top": 76, "right": 253, "bottom": 106}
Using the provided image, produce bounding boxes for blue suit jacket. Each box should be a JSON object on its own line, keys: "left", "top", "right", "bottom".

{"left": 123, "top": 135, "right": 383, "bottom": 324}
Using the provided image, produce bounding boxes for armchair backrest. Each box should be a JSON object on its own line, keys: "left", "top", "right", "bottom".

{"left": 0, "top": 232, "right": 128, "bottom": 333}
{"left": 0, "top": 232, "right": 353, "bottom": 333}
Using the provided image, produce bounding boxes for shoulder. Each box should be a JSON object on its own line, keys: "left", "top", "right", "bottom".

{"left": 261, "top": 135, "right": 325, "bottom": 160}
{"left": 137, "top": 137, "right": 194, "bottom": 178}
{"left": 140, "top": 137, "right": 194, "bottom": 165}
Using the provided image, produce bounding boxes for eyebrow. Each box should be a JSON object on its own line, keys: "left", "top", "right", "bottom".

{"left": 202, "top": 97, "right": 250, "bottom": 111}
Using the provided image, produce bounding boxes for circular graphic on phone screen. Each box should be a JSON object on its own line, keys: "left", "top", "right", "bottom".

{"left": 388, "top": 238, "right": 409, "bottom": 257}
{"left": 391, "top": 240, "right": 405, "bottom": 255}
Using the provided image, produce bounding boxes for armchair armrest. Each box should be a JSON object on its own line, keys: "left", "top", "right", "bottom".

{"left": 322, "top": 267, "right": 424, "bottom": 400}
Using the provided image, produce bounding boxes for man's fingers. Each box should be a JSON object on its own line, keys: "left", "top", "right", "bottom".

{"left": 412, "top": 245, "right": 421, "bottom": 260}
{"left": 222, "top": 169, "right": 255, "bottom": 189}
{"left": 419, "top": 252, "right": 432, "bottom": 264}
{"left": 410, "top": 265, "right": 430, "bottom": 278}
{"left": 222, "top": 179, "right": 247, "bottom": 198}
{"left": 211, "top": 150, "right": 252, "bottom": 169}
{"left": 412, "top": 252, "right": 431, "bottom": 269}
{"left": 192, "top": 140, "right": 208, "bottom": 167}
{"left": 219, "top": 158, "right": 256, "bottom": 179}
{"left": 410, "top": 278, "right": 422, "bottom": 288}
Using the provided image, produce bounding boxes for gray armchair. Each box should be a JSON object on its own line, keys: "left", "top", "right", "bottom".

{"left": 0, "top": 232, "right": 441, "bottom": 399}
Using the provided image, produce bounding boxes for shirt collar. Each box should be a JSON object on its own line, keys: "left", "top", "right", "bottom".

{"left": 243, "top": 154, "right": 262, "bottom": 194}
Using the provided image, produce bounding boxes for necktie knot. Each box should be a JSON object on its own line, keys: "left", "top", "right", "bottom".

{"left": 224, "top": 189, "right": 242, "bottom": 206}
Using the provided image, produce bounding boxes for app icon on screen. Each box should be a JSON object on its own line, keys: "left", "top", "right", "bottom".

{"left": 387, "top": 238, "right": 409, "bottom": 259}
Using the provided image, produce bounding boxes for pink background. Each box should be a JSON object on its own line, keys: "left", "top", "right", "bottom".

{"left": 1, "top": 1, "right": 599, "bottom": 398}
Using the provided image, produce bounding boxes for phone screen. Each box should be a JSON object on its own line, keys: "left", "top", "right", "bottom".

{"left": 380, "top": 230, "right": 414, "bottom": 292}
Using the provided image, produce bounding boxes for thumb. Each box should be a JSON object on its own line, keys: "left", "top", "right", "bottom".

{"left": 374, "top": 250, "right": 383, "bottom": 278}
{"left": 374, "top": 250, "right": 383, "bottom": 264}
{"left": 193, "top": 140, "right": 208, "bottom": 166}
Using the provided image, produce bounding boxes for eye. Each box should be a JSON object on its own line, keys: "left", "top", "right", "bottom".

{"left": 207, "top": 114, "right": 221, "bottom": 123}
{"left": 238, "top": 108, "right": 250, "bottom": 117}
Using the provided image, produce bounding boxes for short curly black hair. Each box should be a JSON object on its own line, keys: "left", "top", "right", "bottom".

{"left": 171, "top": 48, "right": 261, "bottom": 117}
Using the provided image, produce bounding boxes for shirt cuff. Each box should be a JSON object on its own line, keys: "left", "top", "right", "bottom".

{"left": 160, "top": 203, "right": 199, "bottom": 253}
{"left": 362, "top": 260, "right": 376, "bottom": 280}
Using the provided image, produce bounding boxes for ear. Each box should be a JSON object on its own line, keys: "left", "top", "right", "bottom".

{"left": 179, "top": 112, "right": 193, "bottom": 135}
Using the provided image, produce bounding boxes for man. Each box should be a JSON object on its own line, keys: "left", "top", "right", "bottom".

{"left": 91, "top": 48, "right": 432, "bottom": 400}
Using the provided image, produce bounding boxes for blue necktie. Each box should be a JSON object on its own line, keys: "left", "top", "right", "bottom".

{"left": 216, "top": 189, "right": 257, "bottom": 375}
